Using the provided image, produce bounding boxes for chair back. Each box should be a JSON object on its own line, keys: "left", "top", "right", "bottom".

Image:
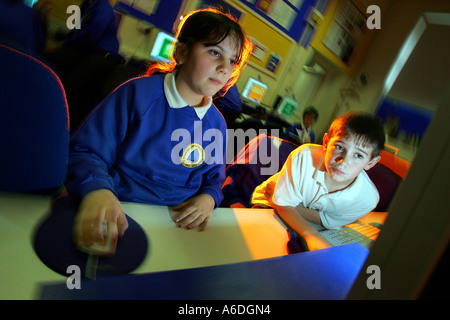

{"left": 0, "top": 44, "right": 69, "bottom": 193}
{"left": 366, "top": 149, "right": 411, "bottom": 212}
{"left": 221, "top": 133, "right": 298, "bottom": 207}
{"left": 366, "top": 162, "right": 403, "bottom": 212}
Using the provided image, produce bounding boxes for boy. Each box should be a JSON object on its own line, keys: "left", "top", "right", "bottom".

{"left": 251, "top": 111, "right": 385, "bottom": 250}
{"left": 283, "top": 106, "right": 319, "bottom": 144}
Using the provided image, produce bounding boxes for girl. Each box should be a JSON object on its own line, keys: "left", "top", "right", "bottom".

{"left": 66, "top": 8, "right": 252, "bottom": 249}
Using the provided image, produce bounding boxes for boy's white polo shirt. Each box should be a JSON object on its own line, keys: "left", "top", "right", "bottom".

{"left": 252, "top": 144, "right": 379, "bottom": 229}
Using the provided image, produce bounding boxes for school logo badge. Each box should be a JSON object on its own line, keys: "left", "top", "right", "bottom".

{"left": 181, "top": 143, "right": 205, "bottom": 168}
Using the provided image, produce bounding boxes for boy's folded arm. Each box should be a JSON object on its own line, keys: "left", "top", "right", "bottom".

{"left": 294, "top": 203, "right": 323, "bottom": 226}
{"left": 273, "top": 204, "right": 333, "bottom": 251}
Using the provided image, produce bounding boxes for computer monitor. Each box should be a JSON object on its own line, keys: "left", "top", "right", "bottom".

{"left": 150, "top": 31, "right": 177, "bottom": 64}
{"left": 276, "top": 96, "right": 298, "bottom": 117}
{"left": 241, "top": 77, "right": 268, "bottom": 104}
{"left": 347, "top": 13, "right": 450, "bottom": 299}
{"left": 24, "top": 0, "right": 37, "bottom": 7}
{"left": 347, "top": 82, "right": 449, "bottom": 299}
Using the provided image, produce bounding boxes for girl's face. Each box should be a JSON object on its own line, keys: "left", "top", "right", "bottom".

{"left": 322, "top": 133, "right": 380, "bottom": 191}
{"left": 175, "top": 34, "right": 239, "bottom": 106}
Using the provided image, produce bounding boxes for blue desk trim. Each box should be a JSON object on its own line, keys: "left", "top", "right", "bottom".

{"left": 40, "top": 243, "right": 368, "bottom": 300}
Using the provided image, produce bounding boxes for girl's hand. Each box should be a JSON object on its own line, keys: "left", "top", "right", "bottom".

{"left": 171, "top": 194, "right": 215, "bottom": 231}
{"left": 73, "top": 189, "right": 129, "bottom": 247}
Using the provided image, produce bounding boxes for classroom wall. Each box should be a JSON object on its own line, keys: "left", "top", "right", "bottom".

{"left": 311, "top": 0, "right": 450, "bottom": 142}
{"left": 217, "top": 0, "right": 302, "bottom": 109}
{"left": 113, "top": 0, "right": 308, "bottom": 110}
{"left": 305, "top": 0, "right": 393, "bottom": 142}
{"left": 353, "top": 0, "right": 450, "bottom": 114}
{"left": 116, "top": 14, "right": 157, "bottom": 60}
{"left": 46, "top": 0, "right": 450, "bottom": 146}
{"left": 45, "top": 0, "right": 82, "bottom": 23}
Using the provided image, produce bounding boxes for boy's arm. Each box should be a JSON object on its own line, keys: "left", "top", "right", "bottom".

{"left": 274, "top": 204, "right": 333, "bottom": 251}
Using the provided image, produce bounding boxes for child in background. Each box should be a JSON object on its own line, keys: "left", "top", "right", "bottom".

{"left": 252, "top": 111, "right": 385, "bottom": 250}
{"left": 65, "top": 8, "right": 252, "bottom": 249}
{"left": 283, "top": 106, "right": 319, "bottom": 144}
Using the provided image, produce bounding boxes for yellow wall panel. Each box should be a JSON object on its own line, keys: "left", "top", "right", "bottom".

{"left": 47, "top": 0, "right": 83, "bottom": 22}
{"left": 240, "top": 10, "right": 294, "bottom": 73}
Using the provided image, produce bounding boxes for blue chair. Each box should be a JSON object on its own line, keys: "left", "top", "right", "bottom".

{"left": 221, "top": 133, "right": 298, "bottom": 208}
{"left": 366, "top": 162, "right": 403, "bottom": 212}
{"left": 0, "top": 44, "right": 69, "bottom": 194}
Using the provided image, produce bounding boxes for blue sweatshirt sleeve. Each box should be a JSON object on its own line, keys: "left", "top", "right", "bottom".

{"left": 214, "top": 84, "right": 242, "bottom": 114}
{"left": 197, "top": 120, "right": 227, "bottom": 207}
{"left": 283, "top": 124, "right": 299, "bottom": 140}
{"left": 65, "top": 79, "right": 137, "bottom": 199}
{"left": 199, "top": 166, "right": 226, "bottom": 207}
{"left": 310, "top": 130, "right": 316, "bottom": 143}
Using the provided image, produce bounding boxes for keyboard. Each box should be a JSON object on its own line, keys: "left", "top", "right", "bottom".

{"left": 320, "top": 222, "right": 381, "bottom": 248}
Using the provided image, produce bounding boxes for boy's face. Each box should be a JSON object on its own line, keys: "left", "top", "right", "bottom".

{"left": 322, "top": 133, "right": 380, "bottom": 191}
{"left": 303, "top": 114, "right": 316, "bottom": 129}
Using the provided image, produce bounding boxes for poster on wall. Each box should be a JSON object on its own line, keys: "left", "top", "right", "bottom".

{"left": 256, "top": 0, "right": 274, "bottom": 13}
{"left": 120, "top": 0, "right": 159, "bottom": 15}
{"left": 250, "top": 37, "right": 267, "bottom": 60}
{"left": 254, "top": 0, "right": 298, "bottom": 30}
{"left": 239, "top": 0, "right": 316, "bottom": 42}
{"left": 199, "top": 0, "right": 242, "bottom": 20}
{"left": 287, "top": 0, "right": 304, "bottom": 9}
{"left": 115, "top": 0, "right": 183, "bottom": 33}
{"left": 133, "top": 0, "right": 160, "bottom": 15}
{"left": 265, "top": 52, "right": 281, "bottom": 73}
{"left": 267, "top": 0, "right": 298, "bottom": 30}
{"left": 322, "top": 1, "right": 366, "bottom": 63}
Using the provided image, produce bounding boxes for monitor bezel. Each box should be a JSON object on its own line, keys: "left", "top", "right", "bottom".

{"left": 241, "top": 77, "right": 269, "bottom": 104}
{"left": 149, "top": 31, "right": 177, "bottom": 64}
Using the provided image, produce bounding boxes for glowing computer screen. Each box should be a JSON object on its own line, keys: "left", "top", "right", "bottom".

{"left": 276, "top": 96, "right": 298, "bottom": 117}
{"left": 241, "top": 77, "right": 268, "bottom": 104}
{"left": 150, "top": 31, "right": 177, "bottom": 63}
{"left": 24, "top": 0, "right": 37, "bottom": 7}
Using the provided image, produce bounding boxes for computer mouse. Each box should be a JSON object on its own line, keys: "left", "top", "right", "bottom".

{"left": 77, "top": 220, "right": 117, "bottom": 256}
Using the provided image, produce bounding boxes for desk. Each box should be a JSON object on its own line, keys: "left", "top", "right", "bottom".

{"left": 40, "top": 243, "right": 369, "bottom": 300}
{"left": 0, "top": 192, "right": 289, "bottom": 299}
{"left": 1, "top": 192, "right": 381, "bottom": 300}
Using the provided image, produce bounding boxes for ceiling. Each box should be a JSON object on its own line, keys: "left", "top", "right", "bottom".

{"left": 387, "top": 23, "right": 450, "bottom": 111}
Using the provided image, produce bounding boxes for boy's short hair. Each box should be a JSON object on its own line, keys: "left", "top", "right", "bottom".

{"left": 328, "top": 111, "right": 385, "bottom": 158}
